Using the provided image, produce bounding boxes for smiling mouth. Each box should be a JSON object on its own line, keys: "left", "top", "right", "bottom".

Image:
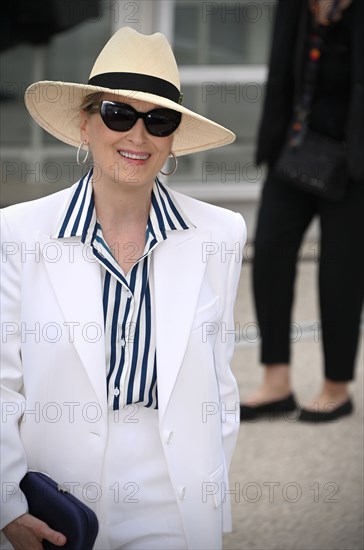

{"left": 118, "top": 151, "right": 150, "bottom": 160}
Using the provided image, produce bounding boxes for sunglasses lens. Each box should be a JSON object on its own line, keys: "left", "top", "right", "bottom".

{"left": 100, "top": 102, "right": 136, "bottom": 131}
{"left": 146, "top": 109, "right": 182, "bottom": 136}
{"left": 99, "top": 102, "right": 181, "bottom": 136}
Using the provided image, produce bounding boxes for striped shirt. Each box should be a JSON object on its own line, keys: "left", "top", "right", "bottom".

{"left": 54, "top": 169, "right": 193, "bottom": 410}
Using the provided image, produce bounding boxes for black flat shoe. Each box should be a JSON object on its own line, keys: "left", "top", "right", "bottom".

{"left": 298, "top": 398, "right": 353, "bottom": 423}
{"left": 240, "top": 394, "right": 297, "bottom": 421}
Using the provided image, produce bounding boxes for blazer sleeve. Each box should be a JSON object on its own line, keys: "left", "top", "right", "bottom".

{"left": 215, "top": 212, "right": 246, "bottom": 465}
{"left": 213, "top": 211, "right": 246, "bottom": 531}
{"left": 0, "top": 210, "right": 29, "bottom": 530}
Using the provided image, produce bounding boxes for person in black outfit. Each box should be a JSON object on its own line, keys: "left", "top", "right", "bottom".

{"left": 241, "top": 0, "right": 364, "bottom": 422}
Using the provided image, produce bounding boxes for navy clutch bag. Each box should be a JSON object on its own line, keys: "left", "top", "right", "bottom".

{"left": 20, "top": 471, "right": 99, "bottom": 550}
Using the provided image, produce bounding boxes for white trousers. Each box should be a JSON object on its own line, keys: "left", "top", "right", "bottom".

{"left": 95, "top": 405, "right": 187, "bottom": 550}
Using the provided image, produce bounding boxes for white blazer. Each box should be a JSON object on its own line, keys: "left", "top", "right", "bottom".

{"left": 0, "top": 181, "right": 246, "bottom": 549}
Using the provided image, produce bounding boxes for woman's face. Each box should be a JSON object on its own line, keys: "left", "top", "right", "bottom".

{"left": 79, "top": 94, "right": 175, "bottom": 190}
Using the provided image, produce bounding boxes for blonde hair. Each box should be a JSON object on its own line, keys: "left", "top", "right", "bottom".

{"left": 80, "top": 92, "right": 104, "bottom": 111}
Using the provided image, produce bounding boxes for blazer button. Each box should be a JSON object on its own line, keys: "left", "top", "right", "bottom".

{"left": 179, "top": 486, "right": 187, "bottom": 500}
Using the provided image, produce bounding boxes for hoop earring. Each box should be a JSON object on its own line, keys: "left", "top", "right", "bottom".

{"left": 76, "top": 140, "right": 90, "bottom": 165}
{"left": 160, "top": 152, "right": 178, "bottom": 176}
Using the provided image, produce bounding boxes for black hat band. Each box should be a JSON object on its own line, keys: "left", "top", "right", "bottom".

{"left": 88, "top": 72, "right": 183, "bottom": 104}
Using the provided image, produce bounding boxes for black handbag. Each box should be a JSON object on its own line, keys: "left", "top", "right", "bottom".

{"left": 20, "top": 471, "right": 99, "bottom": 550}
{"left": 275, "top": 0, "right": 349, "bottom": 202}
{"left": 275, "top": 128, "right": 348, "bottom": 201}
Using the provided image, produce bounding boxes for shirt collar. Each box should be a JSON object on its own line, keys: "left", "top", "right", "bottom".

{"left": 148, "top": 177, "right": 195, "bottom": 242}
{"left": 53, "top": 169, "right": 194, "bottom": 244}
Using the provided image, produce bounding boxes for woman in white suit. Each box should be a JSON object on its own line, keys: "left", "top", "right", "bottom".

{"left": 1, "top": 27, "right": 246, "bottom": 550}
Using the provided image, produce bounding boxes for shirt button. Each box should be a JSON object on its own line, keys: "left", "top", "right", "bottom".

{"left": 166, "top": 431, "right": 174, "bottom": 444}
{"left": 125, "top": 289, "right": 132, "bottom": 298}
{"left": 113, "top": 388, "right": 120, "bottom": 396}
{"left": 120, "top": 338, "right": 126, "bottom": 347}
{"left": 179, "top": 487, "right": 187, "bottom": 500}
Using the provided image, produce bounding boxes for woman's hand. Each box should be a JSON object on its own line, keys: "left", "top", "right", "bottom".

{"left": 2, "top": 513, "right": 67, "bottom": 550}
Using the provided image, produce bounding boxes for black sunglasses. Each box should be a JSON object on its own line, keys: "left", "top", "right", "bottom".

{"left": 91, "top": 100, "right": 182, "bottom": 137}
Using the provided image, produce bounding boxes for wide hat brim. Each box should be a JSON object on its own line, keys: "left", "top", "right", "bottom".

{"left": 24, "top": 81, "right": 235, "bottom": 157}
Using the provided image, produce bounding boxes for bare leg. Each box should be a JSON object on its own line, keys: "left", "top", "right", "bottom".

{"left": 303, "top": 379, "right": 349, "bottom": 412}
{"left": 243, "top": 364, "right": 292, "bottom": 406}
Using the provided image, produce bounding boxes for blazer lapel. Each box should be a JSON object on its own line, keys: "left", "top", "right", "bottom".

{"left": 39, "top": 215, "right": 210, "bottom": 416}
{"left": 153, "top": 228, "right": 211, "bottom": 416}
{"left": 39, "top": 234, "right": 107, "bottom": 411}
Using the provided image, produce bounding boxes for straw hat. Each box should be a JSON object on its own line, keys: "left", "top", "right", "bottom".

{"left": 24, "top": 26, "right": 235, "bottom": 157}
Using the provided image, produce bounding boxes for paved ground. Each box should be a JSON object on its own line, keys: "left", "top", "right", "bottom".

{"left": 223, "top": 259, "right": 363, "bottom": 550}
